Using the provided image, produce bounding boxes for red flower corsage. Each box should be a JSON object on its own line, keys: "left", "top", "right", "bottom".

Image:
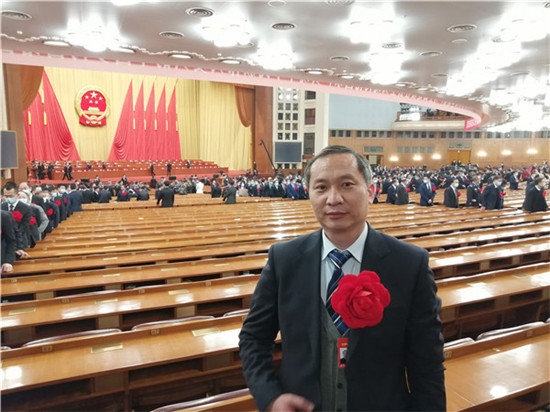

{"left": 406, "top": 188, "right": 410, "bottom": 192}
{"left": 122, "top": 192, "right": 127, "bottom": 196}
{"left": 479, "top": 188, "right": 483, "bottom": 193}
{"left": 331, "top": 271, "right": 391, "bottom": 328}
{"left": 30, "top": 216, "right": 36, "bottom": 226}
{"left": 544, "top": 191, "right": 547, "bottom": 197}
{"left": 46, "top": 209, "right": 54, "bottom": 216}
{"left": 55, "top": 200, "right": 61, "bottom": 206}
{"left": 11, "top": 211, "right": 23, "bottom": 222}
{"left": 458, "top": 191, "right": 461, "bottom": 196}
{"left": 432, "top": 186, "right": 437, "bottom": 192}
{"left": 499, "top": 192, "right": 506, "bottom": 197}
{"left": 64, "top": 198, "right": 68, "bottom": 204}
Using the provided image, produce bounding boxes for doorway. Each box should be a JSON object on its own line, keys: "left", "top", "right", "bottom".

{"left": 448, "top": 150, "right": 470, "bottom": 165}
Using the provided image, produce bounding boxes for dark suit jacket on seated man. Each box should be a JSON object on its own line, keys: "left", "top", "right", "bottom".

{"left": 239, "top": 146, "right": 446, "bottom": 412}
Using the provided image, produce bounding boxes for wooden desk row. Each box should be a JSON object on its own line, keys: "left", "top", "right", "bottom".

{"left": 1, "top": 316, "right": 548, "bottom": 412}
{"left": 2, "top": 262, "right": 548, "bottom": 348}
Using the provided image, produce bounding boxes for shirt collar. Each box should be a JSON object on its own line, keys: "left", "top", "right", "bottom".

{"left": 321, "top": 222, "right": 368, "bottom": 262}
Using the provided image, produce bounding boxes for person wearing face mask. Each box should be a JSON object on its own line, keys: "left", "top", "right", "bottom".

{"left": 466, "top": 175, "right": 482, "bottom": 207}
{"left": 2, "top": 182, "right": 32, "bottom": 250}
{"left": 481, "top": 176, "right": 503, "bottom": 210}
{"left": 17, "top": 191, "right": 48, "bottom": 245}
{"left": 418, "top": 175, "right": 437, "bottom": 206}
{"left": 443, "top": 178, "right": 460, "bottom": 208}
{"left": 523, "top": 177, "right": 548, "bottom": 212}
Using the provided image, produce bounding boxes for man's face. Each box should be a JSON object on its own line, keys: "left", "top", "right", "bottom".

{"left": 308, "top": 153, "right": 374, "bottom": 237}
{"left": 3, "top": 188, "right": 16, "bottom": 200}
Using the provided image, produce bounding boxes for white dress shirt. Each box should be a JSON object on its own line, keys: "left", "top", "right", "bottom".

{"left": 320, "top": 223, "right": 369, "bottom": 304}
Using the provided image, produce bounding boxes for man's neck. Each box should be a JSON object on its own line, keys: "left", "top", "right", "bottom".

{"left": 325, "top": 226, "right": 365, "bottom": 250}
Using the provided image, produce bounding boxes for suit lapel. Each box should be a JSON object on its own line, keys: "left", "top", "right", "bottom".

{"left": 348, "top": 225, "right": 390, "bottom": 359}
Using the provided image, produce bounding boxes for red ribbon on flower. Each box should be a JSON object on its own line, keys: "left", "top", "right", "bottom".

{"left": 63, "top": 198, "right": 68, "bottom": 204}
{"left": 55, "top": 200, "right": 61, "bottom": 206}
{"left": 331, "top": 271, "right": 391, "bottom": 328}
{"left": 11, "top": 211, "right": 23, "bottom": 222}
{"left": 46, "top": 209, "right": 54, "bottom": 216}
{"left": 432, "top": 186, "right": 437, "bottom": 192}
{"left": 30, "top": 216, "right": 36, "bottom": 226}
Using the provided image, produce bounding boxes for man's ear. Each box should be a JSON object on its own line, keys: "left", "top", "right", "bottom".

{"left": 367, "top": 183, "right": 376, "bottom": 204}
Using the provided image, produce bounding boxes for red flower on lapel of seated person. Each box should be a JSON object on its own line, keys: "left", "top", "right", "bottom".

{"left": 331, "top": 270, "right": 391, "bottom": 328}
{"left": 11, "top": 211, "right": 23, "bottom": 222}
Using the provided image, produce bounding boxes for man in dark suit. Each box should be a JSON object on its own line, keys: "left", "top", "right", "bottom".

{"left": 222, "top": 180, "right": 237, "bottom": 204}
{"left": 466, "top": 176, "right": 482, "bottom": 207}
{"left": 116, "top": 185, "right": 131, "bottom": 202}
{"left": 1, "top": 210, "right": 18, "bottom": 274}
{"left": 385, "top": 179, "right": 397, "bottom": 204}
{"left": 68, "top": 184, "right": 83, "bottom": 212}
{"left": 394, "top": 179, "right": 409, "bottom": 205}
{"left": 418, "top": 176, "right": 437, "bottom": 206}
{"left": 239, "top": 146, "right": 445, "bottom": 412}
{"left": 97, "top": 187, "right": 112, "bottom": 203}
{"left": 481, "top": 176, "right": 503, "bottom": 210}
{"left": 443, "top": 178, "right": 460, "bottom": 208}
{"left": 2, "top": 182, "right": 32, "bottom": 249}
{"left": 211, "top": 181, "right": 222, "bottom": 198}
{"left": 136, "top": 186, "right": 150, "bottom": 201}
{"left": 157, "top": 181, "right": 175, "bottom": 207}
{"left": 523, "top": 177, "right": 548, "bottom": 212}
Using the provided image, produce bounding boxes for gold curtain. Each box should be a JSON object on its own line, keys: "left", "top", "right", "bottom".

{"left": 42, "top": 66, "right": 252, "bottom": 170}
{"left": 199, "top": 82, "right": 252, "bottom": 171}
{"left": 235, "top": 86, "right": 255, "bottom": 127}
{"left": 20, "top": 65, "right": 44, "bottom": 110}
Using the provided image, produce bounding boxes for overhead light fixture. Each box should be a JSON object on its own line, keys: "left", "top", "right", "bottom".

{"left": 159, "top": 31, "right": 185, "bottom": 40}
{"left": 306, "top": 69, "right": 324, "bottom": 75}
{"left": 394, "top": 82, "right": 407, "bottom": 87}
{"left": 65, "top": 18, "right": 122, "bottom": 53}
{"left": 169, "top": 53, "right": 192, "bottom": 59}
{"left": 110, "top": 46, "right": 135, "bottom": 53}
{"left": 413, "top": 155, "right": 422, "bottom": 161}
{"left": 527, "top": 148, "right": 537, "bottom": 154}
{"left": 432, "top": 154, "right": 441, "bottom": 160}
{"left": 348, "top": 18, "right": 395, "bottom": 44}
{"left": 42, "top": 39, "right": 71, "bottom": 47}
{"left": 1, "top": 10, "right": 32, "bottom": 20}
{"left": 447, "top": 24, "right": 477, "bottom": 33}
{"left": 499, "top": 18, "right": 548, "bottom": 43}
{"left": 389, "top": 155, "right": 399, "bottom": 162}
{"left": 416, "top": 86, "right": 429, "bottom": 91}
{"left": 501, "top": 150, "right": 512, "bottom": 156}
{"left": 256, "top": 41, "right": 293, "bottom": 70}
{"left": 220, "top": 58, "right": 241, "bottom": 65}
{"left": 186, "top": 7, "right": 214, "bottom": 17}
{"left": 201, "top": 14, "right": 251, "bottom": 47}
{"left": 338, "top": 74, "right": 355, "bottom": 79}
{"left": 477, "top": 151, "right": 487, "bottom": 157}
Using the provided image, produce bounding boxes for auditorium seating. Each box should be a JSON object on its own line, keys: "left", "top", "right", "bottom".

{"left": 2, "top": 190, "right": 549, "bottom": 411}
{"left": 22, "top": 328, "right": 122, "bottom": 347}
{"left": 151, "top": 388, "right": 252, "bottom": 412}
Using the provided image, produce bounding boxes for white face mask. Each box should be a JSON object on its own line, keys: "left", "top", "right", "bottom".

{"left": 453, "top": 183, "right": 459, "bottom": 188}
{"left": 495, "top": 181, "right": 502, "bottom": 186}
{"left": 18, "top": 198, "right": 28, "bottom": 204}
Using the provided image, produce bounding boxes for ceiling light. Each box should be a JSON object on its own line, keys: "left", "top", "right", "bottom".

{"left": 370, "top": 71, "right": 402, "bottom": 85}
{"left": 413, "top": 155, "right": 422, "bottom": 161}
{"left": 527, "top": 148, "right": 538, "bottom": 154}
{"left": 170, "top": 53, "right": 192, "bottom": 59}
{"left": 394, "top": 82, "right": 407, "bottom": 87}
{"left": 447, "top": 24, "right": 477, "bottom": 33}
{"left": 43, "top": 39, "right": 71, "bottom": 47}
{"left": 451, "top": 38, "right": 468, "bottom": 44}
{"left": 66, "top": 19, "right": 122, "bottom": 53}
{"left": 431, "top": 73, "right": 448, "bottom": 78}
{"left": 159, "top": 31, "right": 185, "bottom": 39}
{"left": 477, "top": 151, "right": 487, "bottom": 157}
{"left": 272, "top": 23, "right": 295, "bottom": 30}
{"left": 338, "top": 74, "right": 355, "bottom": 79}
{"left": 201, "top": 15, "right": 251, "bottom": 47}
{"left": 416, "top": 87, "right": 429, "bottom": 91}
{"left": 256, "top": 41, "right": 293, "bottom": 70}
{"left": 1, "top": 10, "right": 32, "bottom": 20}
{"left": 186, "top": 7, "right": 214, "bottom": 17}
{"left": 325, "top": 0, "right": 355, "bottom": 5}
{"left": 220, "top": 59, "right": 241, "bottom": 65}
{"left": 420, "top": 51, "right": 442, "bottom": 57}
{"left": 432, "top": 154, "right": 441, "bottom": 160}
{"left": 306, "top": 69, "right": 324, "bottom": 75}
{"left": 389, "top": 156, "right": 399, "bottom": 162}
{"left": 499, "top": 18, "right": 548, "bottom": 43}
{"left": 501, "top": 150, "right": 512, "bottom": 156}
{"left": 382, "top": 42, "right": 403, "bottom": 49}
{"left": 109, "top": 46, "right": 135, "bottom": 53}
{"left": 268, "top": 0, "right": 286, "bottom": 7}
{"left": 330, "top": 56, "right": 350, "bottom": 61}
{"left": 348, "top": 19, "right": 395, "bottom": 44}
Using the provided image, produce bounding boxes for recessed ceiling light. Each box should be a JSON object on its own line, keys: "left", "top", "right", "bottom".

{"left": 220, "top": 59, "right": 241, "bottom": 65}
{"left": 306, "top": 69, "right": 324, "bottom": 75}
{"left": 186, "top": 7, "right": 214, "bottom": 17}
{"left": 1, "top": 10, "right": 32, "bottom": 20}
{"left": 510, "top": 71, "right": 530, "bottom": 77}
{"left": 420, "top": 51, "right": 442, "bottom": 57}
{"left": 325, "top": 0, "right": 355, "bottom": 5}
{"left": 394, "top": 83, "right": 407, "bottom": 87}
{"left": 330, "top": 56, "right": 349, "bottom": 61}
{"left": 338, "top": 74, "right": 355, "bottom": 79}
{"left": 451, "top": 38, "right": 468, "bottom": 44}
{"left": 431, "top": 73, "right": 448, "bottom": 78}
{"left": 447, "top": 24, "right": 477, "bottom": 33}
{"left": 110, "top": 46, "right": 135, "bottom": 53}
{"left": 268, "top": 0, "right": 286, "bottom": 7}
{"left": 42, "top": 39, "right": 70, "bottom": 47}
{"left": 416, "top": 86, "right": 429, "bottom": 91}
{"left": 169, "top": 53, "right": 192, "bottom": 59}
{"left": 272, "top": 23, "right": 295, "bottom": 30}
{"left": 159, "top": 31, "right": 184, "bottom": 39}
{"left": 236, "top": 42, "right": 255, "bottom": 48}
{"left": 382, "top": 42, "right": 402, "bottom": 49}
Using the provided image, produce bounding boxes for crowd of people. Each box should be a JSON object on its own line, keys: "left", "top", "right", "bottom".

{"left": 374, "top": 161, "right": 548, "bottom": 212}
{"left": 2, "top": 160, "right": 548, "bottom": 275}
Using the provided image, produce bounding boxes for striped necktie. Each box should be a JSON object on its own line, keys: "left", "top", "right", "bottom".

{"left": 326, "top": 249, "right": 352, "bottom": 335}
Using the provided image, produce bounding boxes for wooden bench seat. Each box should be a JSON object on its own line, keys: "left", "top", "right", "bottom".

{"left": 1, "top": 275, "right": 258, "bottom": 347}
